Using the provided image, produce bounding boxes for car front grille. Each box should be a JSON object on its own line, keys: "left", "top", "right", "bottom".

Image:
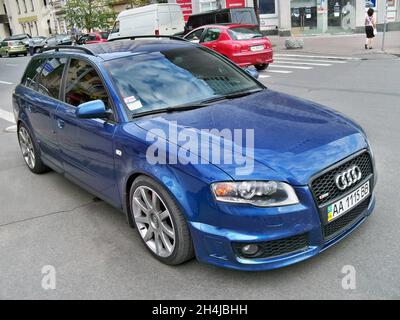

{"left": 323, "top": 196, "right": 371, "bottom": 239}
{"left": 233, "top": 233, "right": 309, "bottom": 259}
{"left": 311, "top": 151, "right": 373, "bottom": 206}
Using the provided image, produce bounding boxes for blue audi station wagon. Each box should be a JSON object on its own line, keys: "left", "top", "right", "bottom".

{"left": 13, "top": 38, "right": 376, "bottom": 270}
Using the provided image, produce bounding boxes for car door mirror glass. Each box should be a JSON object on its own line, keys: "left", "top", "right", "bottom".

{"left": 76, "top": 100, "right": 111, "bottom": 119}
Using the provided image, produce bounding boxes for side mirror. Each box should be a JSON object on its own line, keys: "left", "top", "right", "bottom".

{"left": 76, "top": 100, "right": 112, "bottom": 119}
{"left": 244, "top": 66, "right": 259, "bottom": 79}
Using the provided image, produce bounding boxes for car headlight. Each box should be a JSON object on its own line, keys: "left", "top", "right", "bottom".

{"left": 211, "top": 181, "right": 299, "bottom": 207}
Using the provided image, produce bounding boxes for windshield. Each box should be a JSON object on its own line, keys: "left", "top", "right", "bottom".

{"left": 228, "top": 27, "right": 263, "bottom": 40}
{"left": 104, "top": 46, "right": 262, "bottom": 117}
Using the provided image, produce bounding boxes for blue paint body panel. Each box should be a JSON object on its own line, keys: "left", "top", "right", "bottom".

{"left": 13, "top": 40, "right": 376, "bottom": 271}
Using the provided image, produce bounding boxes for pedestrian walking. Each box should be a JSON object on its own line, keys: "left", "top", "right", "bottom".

{"left": 28, "top": 37, "right": 34, "bottom": 56}
{"left": 365, "top": 8, "right": 376, "bottom": 50}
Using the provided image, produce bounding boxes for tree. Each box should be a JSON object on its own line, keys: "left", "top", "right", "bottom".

{"left": 65, "top": 0, "right": 116, "bottom": 32}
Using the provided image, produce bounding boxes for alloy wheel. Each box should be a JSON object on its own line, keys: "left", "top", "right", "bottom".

{"left": 18, "top": 126, "right": 36, "bottom": 169}
{"left": 132, "top": 186, "right": 176, "bottom": 257}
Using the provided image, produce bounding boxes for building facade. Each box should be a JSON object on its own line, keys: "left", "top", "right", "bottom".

{"left": 171, "top": 0, "right": 400, "bottom": 35}
{"left": 2, "top": 0, "right": 65, "bottom": 37}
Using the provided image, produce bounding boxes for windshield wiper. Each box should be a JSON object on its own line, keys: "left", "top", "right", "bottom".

{"left": 131, "top": 89, "right": 263, "bottom": 119}
{"left": 131, "top": 103, "right": 211, "bottom": 119}
{"left": 223, "top": 88, "right": 264, "bottom": 99}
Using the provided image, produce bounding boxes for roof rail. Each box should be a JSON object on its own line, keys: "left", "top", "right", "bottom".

{"left": 108, "top": 35, "right": 187, "bottom": 42}
{"left": 41, "top": 45, "right": 96, "bottom": 56}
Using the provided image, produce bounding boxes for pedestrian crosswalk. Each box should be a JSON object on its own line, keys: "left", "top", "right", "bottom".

{"left": 259, "top": 53, "right": 360, "bottom": 78}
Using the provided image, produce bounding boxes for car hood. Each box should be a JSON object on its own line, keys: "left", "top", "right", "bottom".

{"left": 134, "top": 90, "right": 368, "bottom": 185}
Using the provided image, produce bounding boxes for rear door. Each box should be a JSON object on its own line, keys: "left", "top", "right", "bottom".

{"left": 55, "top": 58, "right": 118, "bottom": 204}
{"left": 201, "top": 28, "right": 222, "bottom": 51}
{"left": 21, "top": 57, "right": 66, "bottom": 169}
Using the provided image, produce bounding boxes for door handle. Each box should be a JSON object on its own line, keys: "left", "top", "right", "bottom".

{"left": 57, "top": 119, "right": 65, "bottom": 129}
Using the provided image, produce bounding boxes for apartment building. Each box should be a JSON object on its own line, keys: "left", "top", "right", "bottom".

{"left": 2, "top": 0, "right": 65, "bottom": 36}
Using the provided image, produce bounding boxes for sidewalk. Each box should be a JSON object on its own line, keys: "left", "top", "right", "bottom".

{"left": 269, "top": 31, "right": 400, "bottom": 59}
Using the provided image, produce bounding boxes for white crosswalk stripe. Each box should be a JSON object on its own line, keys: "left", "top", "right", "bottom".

{"left": 270, "top": 64, "right": 313, "bottom": 70}
{"left": 274, "top": 53, "right": 360, "bottom": 60}
{"left": 275, "top": 57, "right": 347, "bottom": 64}
{"left": 267, "top": 70, "right": 293, "bottom": 74}
{"left": 274, "top": 60, "right": 332, "bottom": 66}
{"left": 258, "top": 53, "right": 355, "bottom": 80}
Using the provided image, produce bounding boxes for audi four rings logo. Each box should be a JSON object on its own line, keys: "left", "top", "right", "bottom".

{"left": 335, "top": 166, "right": 362, "bottom": 190}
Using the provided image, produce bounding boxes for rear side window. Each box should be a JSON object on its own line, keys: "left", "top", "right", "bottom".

{"left": 64, "top": 59, "right": 109, "bottom": 108}
{"left": 231, "top": 9, "right": 257, "bottom": 25}
{"left": 100, "top": 32, "right": 109, "bottom": 39}
{"left": 36, "top": 58, "right": 67, "bottom": 99}
{"left": 203, "top": 28, "right": 221, "bottom": 43}
{"left": 21, "top": 58, "right": 46, "bottom": 89}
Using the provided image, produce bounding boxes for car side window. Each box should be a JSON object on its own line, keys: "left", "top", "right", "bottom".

{"left": 64, "top": 59, "right": 110, "bottom": 109}
{"left": 185, "top": 29, "right": 204, "bottom": 42}
{"left": 21, "top": 58, "right": 46, "bottom": 90}
{"left": 203, "top": 28, "right": 221, "bottom": 43}
{"left": 36, "top": 57, "right": 67, "bottom": 99}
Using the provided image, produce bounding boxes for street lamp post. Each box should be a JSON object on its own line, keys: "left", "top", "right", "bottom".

{"left": 381, "top": 0, "right": 388, "bottom": 52}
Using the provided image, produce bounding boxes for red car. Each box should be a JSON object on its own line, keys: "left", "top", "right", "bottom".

{"left": 183, "top": 24, "right": 273, "bottom": 70}
{"left": 78, "top": 32, "right": 109, "bottom": 45}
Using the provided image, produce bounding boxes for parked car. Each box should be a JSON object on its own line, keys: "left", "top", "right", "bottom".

{"left": 13, "top": 38, "right": 376, "bottom": 271}
{"left": 108, "top": 3, "right": 185, "bottom": 40}
{"left": 0, "top": 40, "right": 27, "bottom": 57}
{"left": 35, "top": 34, "right": 73, "bottom": 52}
{"left": 77, "top": 32, "right": 109, "bottom": 44}
{"left": 3, "top": 33, "right": 31, "bottom": 48}
{"left": 180, "top": 7, "right": 259, "bottom": 36}
{"left": 184, "top": 24, "right": 273, "bottom": 70}
{"left": 29, "top": 36, "right": 47, "bottom": 53}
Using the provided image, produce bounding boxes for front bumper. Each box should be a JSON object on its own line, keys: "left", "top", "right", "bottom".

{"left": 189, "top": 186, "right": 375, "bottom": 271}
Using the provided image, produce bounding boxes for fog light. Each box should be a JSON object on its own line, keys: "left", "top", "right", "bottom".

{"left": 241, "top": 244, "right": 259, "bottom": 256}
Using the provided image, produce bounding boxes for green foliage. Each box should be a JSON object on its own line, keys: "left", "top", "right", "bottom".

{"left": 65, "top": 0, "right": 116, "bottom": 32}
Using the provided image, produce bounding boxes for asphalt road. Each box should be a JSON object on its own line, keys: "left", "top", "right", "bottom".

{"left": 0, "top": 52, "right": 399, "bottom": 299}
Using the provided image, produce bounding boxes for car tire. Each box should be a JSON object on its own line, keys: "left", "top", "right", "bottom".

{"left": 255, "top": 63, "right": 269, "bottom": 71}
{"left": 24, "top": 53, "right": 27, "bottom": 56}
{"left": 17, "top": 123, "right": 50, "bottom": 174}
{"left": 129, "top": 175, "right": 194, "bottom": 265}
{"left": 34, "top": 47, "right": 40, "bottom": 54}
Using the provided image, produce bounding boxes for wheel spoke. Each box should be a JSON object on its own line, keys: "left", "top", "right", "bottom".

{"left": 134, "top": 197, "right": 150, "bottom": 214}
{"left": 135, "top": 215, "right": 149, "bottom": 224}
{"left": 160, "top": 231, "right": 173, "bottom": 252}
{"left": 143, "top": 228, "right": 153, "bottom": 242}
{"left": 158, "top": 210, "right": 169, "bottom": 221}
{"left": 152, "top": 191, "right": 160, "bottom": 212}
{"left": 155, "top": 233, "right": 162, "bottom": 254}
{"left": 161, "top": 222, "right": 174, "bottom": 239}
{"left": 140, "top": 188, "right": 153, "bottom": 210}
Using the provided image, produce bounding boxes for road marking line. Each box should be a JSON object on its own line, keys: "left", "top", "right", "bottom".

{"left": 5, "top": 63, "right": 18, "bottom": 67}
{"left": 0, "top": 109, "right": 15, "bottom": 123}
{"left": 275, "top": 53, "right": 360, "bottom": 60}
{"left": 275, "top": 57, "right": 347, "bottom": 64}
{"left": 273, "top": 60, "right": 332, "bottom": 66}
{"left": 270, "top": 64, "right": 313, "bottom": 70}
{"left": 266, "top": 70, "right": 293, "bottom": 74}
{"left": 258, "top": 75, "right": 271, "bottom": 78}
{"left": 0, "top": 80, "right": 13, "bottom": 85}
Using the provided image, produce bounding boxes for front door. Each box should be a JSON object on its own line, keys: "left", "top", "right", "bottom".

{"left": 55, "top": 58, "right": 118, "bottom": 204}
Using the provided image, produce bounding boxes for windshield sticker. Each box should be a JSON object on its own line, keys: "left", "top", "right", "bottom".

{"left": 124, "top": 96, "right": 143, "bottom": 111}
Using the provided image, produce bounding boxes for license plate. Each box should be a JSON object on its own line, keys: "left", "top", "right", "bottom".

{"left": 250, "top": 45, "right": 264, "bottom": 52}
{"left": 327, "top": 181, "right": 370, "bottom": 223}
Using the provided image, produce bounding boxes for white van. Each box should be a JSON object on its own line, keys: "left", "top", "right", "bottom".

{"left": 108, "top": 4, "right": 185, "bottom": 40}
